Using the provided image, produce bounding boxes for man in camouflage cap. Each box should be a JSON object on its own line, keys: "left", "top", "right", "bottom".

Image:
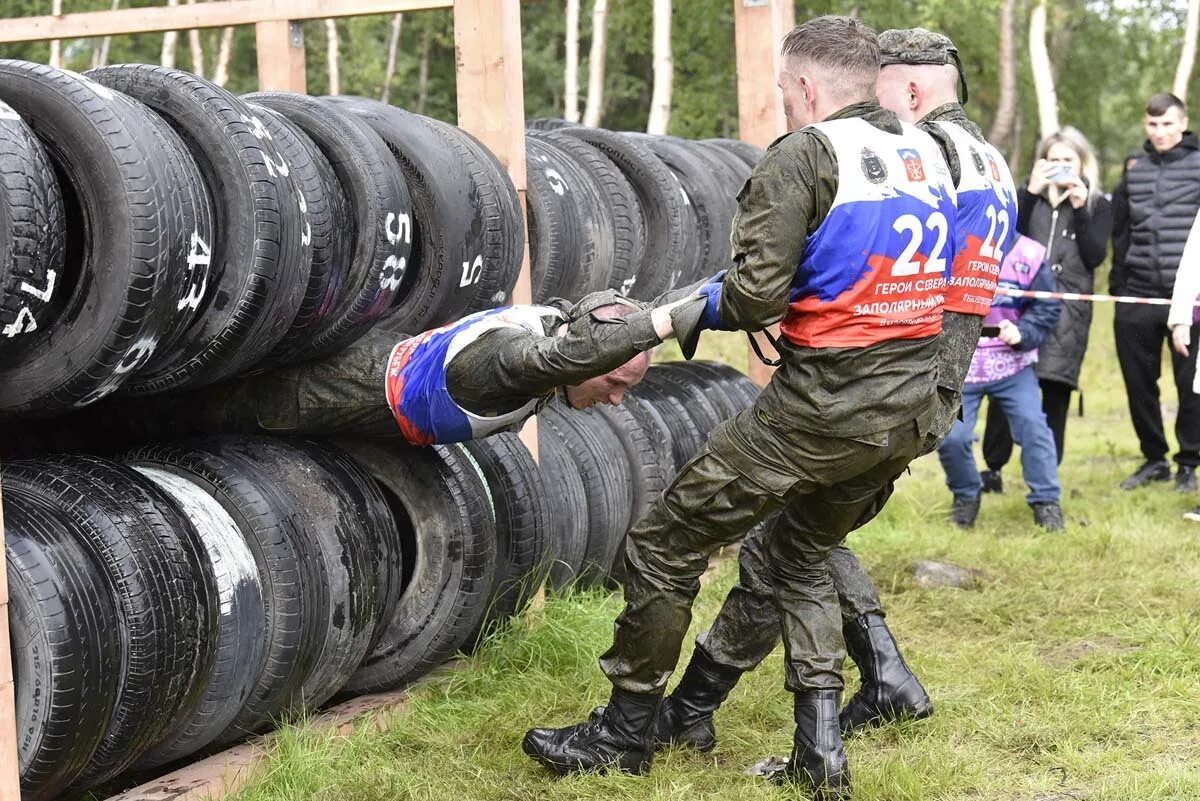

{"left": 523, "top": 16, "right": 958, "bottom": 799}
{"left": 636, "top": 24, "right": 1020, "bottom": 784}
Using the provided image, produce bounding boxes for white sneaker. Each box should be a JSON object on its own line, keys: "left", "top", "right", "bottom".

{"left": 1183, "top": 507, "right": 1200, "bottom": 523}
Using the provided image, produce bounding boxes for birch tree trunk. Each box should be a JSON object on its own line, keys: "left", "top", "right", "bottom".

{"left": 325, "top": 19, "right": 341, "bottom": 96}
{"left": 646, "top": 0, "right": 672, "bottom": 134}
{"left": 1028, "top": 0, "right": 1059, "bottom": 138}
{"left": 564, "top": 0, "right": 581, "bottom": 122}
{"left": 49, "top": 0, "right": 62, "bottom": 68}
{"left": 187, "top": 0, "right": 205, "bottom": 77}
{"left": 212, "top": 26, "right": 235, "bottom": 86}
{"left": 91, "top": 0, "right": 121, "bottom": 69}
{"left": 381, "top": 13, "right": 404, "bottom": 103}
{"left": 583, "top": 0, "right": 609, "bottom": 127}
{"left": 416, "top": 21, "right": 431, "bottom": 115}
{"left": 988, "top": 0, "right": 1017, "bottom": 149}
{"left": 1175, "top": 0, "right": 1200, "bottom": 99}
{"left": 161, "top": 0, "right": 180, "bottom": 69}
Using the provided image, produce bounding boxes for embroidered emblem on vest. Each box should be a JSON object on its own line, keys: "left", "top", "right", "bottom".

{"left": 987, "top": 154, "right": 1002, "bottom": 181}
{"left": 861, "top": 147, "right": 888, "bottom": 184}
{"left": 970, "top": 146, "right": 986, "bottom": 176}
{"left": 898, "top": 148, "right": 926, "bottom": 181}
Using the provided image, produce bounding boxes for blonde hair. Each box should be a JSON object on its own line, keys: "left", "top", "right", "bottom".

{"left": 1037, "top": 127, "right": 1101, "bottom": 209}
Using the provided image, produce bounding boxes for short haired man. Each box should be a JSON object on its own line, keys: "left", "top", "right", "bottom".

{"left": 522, "top": 17, "right": 956, "bottom": 799}
{"left": 1110, "top": 93, "right": 1200, "bottom": 492}
{"left": 620, "top": 25, "right": 1021, "bottom": 783}
{"left": 105, "top": 289, "right": 690, "bottom": 446}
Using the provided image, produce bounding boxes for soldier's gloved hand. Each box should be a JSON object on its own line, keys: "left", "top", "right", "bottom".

{"left": 699, "top": 271, "right": 735, "bottom": 331}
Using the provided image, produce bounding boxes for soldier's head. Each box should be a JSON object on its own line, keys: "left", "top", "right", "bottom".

{"left": 1144, "top": 93, "right": 1187, "bottom": 153}
{"left": 562, "top": 302, "right": 650, "bottom": 410}
{"left": 778, "top": 16, "right": 880, "bottom": 131}
{"left": 875, "top": 28, "right": 964, "bottom": 123}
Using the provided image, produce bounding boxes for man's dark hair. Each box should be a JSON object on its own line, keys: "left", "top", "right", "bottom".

{"left": 1146, "top": 92, "right": 1186, "bottom": 117}
{"left": 781, "top": 16, "right": 880, "bottom": 100}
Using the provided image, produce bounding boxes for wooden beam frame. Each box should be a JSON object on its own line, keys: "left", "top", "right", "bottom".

{"left": 0, "top": 0, "right": 453, "bottom": 44}
{"left": 733, "top": 0, "right": 793, "bottom": 386}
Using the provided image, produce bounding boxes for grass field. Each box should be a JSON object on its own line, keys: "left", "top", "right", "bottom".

{"left": 226, "top": 300, "right": 1200, "bottom": 801}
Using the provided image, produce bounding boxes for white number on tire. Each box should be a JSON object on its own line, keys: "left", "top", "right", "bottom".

{"left": 891, "top": 211, "right": 949, "bottom": 277}
{"left": 19, "top": 269, "right": 56, "bottom": 303}
{"left": 2, "top": 306, "right": 36, "bottom": 338}
{"left": 460, "top": 255, "right": 484, "bottom": 288}
{"left": 544, "top": 168, "right": 567, "bottom": 196}
{"left": 178, "top": 230, "right": 212, "bottom": 312}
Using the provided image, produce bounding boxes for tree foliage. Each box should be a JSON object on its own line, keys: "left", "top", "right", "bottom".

{"left": 0, "top": 0, "right": 1195, "bottom": 187}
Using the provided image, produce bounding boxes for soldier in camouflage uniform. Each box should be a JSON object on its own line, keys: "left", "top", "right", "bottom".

{"left": 523, "top": 18, "right": 965, "bottom": 799}
{"left": 637, "top": 26, "right": 1019, "bottom": 777}
{"left": 118, "top": 288, "right": 700, "bottom": 446}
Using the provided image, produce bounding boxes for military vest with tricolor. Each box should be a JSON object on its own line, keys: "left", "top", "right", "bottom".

{"left": 384, "top": 305, "right": 564, "bottom": 445}
{"left": 781, "top": 117, "right": 957, "bottom": 348}
{"left": 967, "top": 234, "right": 1048, "bottom": 384}
{"left": 934, "top": 121, "right": 1019, "bottom": 317}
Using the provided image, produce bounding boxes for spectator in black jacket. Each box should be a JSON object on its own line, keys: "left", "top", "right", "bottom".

{"left": 980, "top": 128, "right": 1112, "bottom": 492}
{"left": 1109, "top": 93, "right": 1200, "bottom": 493}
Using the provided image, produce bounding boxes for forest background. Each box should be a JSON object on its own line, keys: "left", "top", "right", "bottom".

{"left": 0, "top": 0, "right": 1196, "bottom": 193}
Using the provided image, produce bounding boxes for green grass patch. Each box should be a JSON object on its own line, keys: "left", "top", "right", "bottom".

{"left": 227, "top": 302, "right": 1200, "bottom": 800}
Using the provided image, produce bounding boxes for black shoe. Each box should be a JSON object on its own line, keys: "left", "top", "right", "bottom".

{"left": 652, "top": 648, "right": 743, "bottom": 752}
{"left": 1120, "top": 460, "right": 1171, "bottom": 490}
{"left": 1031, "top": 501, "right": 1065, "bottom": 532}
{"left": 839, "top": 614, "right": 932, "bottom": 736}
{"left": 949, "top": 496, "right": 980, "bottom": 529}
{"left": 980, "top": 469, "right": 1004, "bottom": 494}
{"left": 522, "top": 689, "right": 661, "bottom": 775}
{"left": 1175, "top": 465, "right": 1197, "bottom": 493}
{"left": 772, "top": 690, "right": 850, "bottom": 800}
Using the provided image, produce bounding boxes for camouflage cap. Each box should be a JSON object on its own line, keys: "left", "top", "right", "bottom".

{"left": 878, "top": 27, "right": 969, "bottom": 104}
{"left": 879, "top": 28, "right": 958, "bottom": 66}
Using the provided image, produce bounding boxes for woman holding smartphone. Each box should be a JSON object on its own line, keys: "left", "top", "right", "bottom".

{"left": 980, "top": 128, "right": 1113, "bottom": 492}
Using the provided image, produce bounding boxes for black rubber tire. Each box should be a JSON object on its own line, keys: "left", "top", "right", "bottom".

{"left": 128, "top": 464, "right": 267, "bottom": 768}
{"left": 538, "top": 402, "right": 633, "bottom": 586}
{"left": 671, "top": 359, "right": 761, "bottom": 414}
{"left": 641, "top": 363, "right": 727, "bottom": 440}
{"left": 87, "top": 65, "right": 307, "bottom": 392}
{"left": 525, "top": 133, "right": 615, "bottom": 301}
{"left": 243, "top": 92, "right": 411, "bottom": 359}
{"left": 592, "top": 401, "right": 672, "bottom": 584}
{"left": 2, "top": 455, "right": 219, "bottom": 788}
{"left": 0, "top": 61, "right": 205, "bottom": 417}
{"left": 526, "top": 129, "right": 640, "bottom": 296}
{"left": 462, "top": 433, "right": 553, "bottom": 638}
{"left": 705, "top": 137, "right": 765, "bottom": 170}
{"left": 696, "top": 139, "right": 753, "bottom": 189}
{"left": 240, "top": 100, "right": 339, "bottom": 367}
{"left": 526, "top": 118, "right": 578, "bottom": 131}
{"left": 538, "top": 420, "right": 591, "bottom": 591}
{"left": 653, "top": 360, "right": 740, "bottom": 421}
{"left": 330, "top": 99, "right": 508, "bottom": 330}
{"left": 637, "top": 134, "right": 734, "bottom": 286}
{"left": 628, "top": 374, "right": 706, "bottom": 471}
{"left": 337, "top": 438, "right": 497, "bottom": 693}
{"left": 0, "top": 99, "right": 65, "bottom": 355}
{"left": 219, "top": 437, "right": 384, "bottom": 712}
{"left": 560, "top": 127, "right": 692, "bottom": 299}
{"left": 3, "top": 488, "right": 121, "bottom": 801}
{"left": 426, "top": 118, "right": 524, "bottom": 314}
{"left": 122, "top": 442, "right": 322, "bottom": 745}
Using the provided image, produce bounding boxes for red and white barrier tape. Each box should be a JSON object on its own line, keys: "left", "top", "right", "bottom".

{"left": 995, "top": 287, "right": 1195, "bottom": 306}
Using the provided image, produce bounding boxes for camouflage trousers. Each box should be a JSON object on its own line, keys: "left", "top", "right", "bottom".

{"left": 600, "top": 400, "right": 934, "bottom": 695}
{"left": 692, "top": 384, "right": 959, "bottom": 680}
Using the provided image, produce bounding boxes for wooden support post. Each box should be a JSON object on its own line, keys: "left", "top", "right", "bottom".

{"left": 255, "top": 19, "right": 306, "bottom": 92}
{"left": 453, "top": 0, "right": 538, "bottom": 459}
{"left": 734, "top": 0, "right": 794, "bottom": 386}
{"left": 0, "top": 480, "right": 18, "bottom": 801}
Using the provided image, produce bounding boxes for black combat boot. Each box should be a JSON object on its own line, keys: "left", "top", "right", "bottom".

{"left": 980, "top": 469, "right": 1004, "bottom": 494}
{"left": 1175, "top": 465, "right": 1197, "bottom": 493}
{"left": 522, "top": 688, "right": 662, "bottom": 775}
{"left": 1031, "top": 501, "right": 1065, "bottom": 532}
{"left": 652, "top": 648, "right": 744, "bottom": 752}
{"left": 775, "top": 690, "right": 850, "bottom": 800}
{"left": 1119, "top": 459, "right": 1171, "bottom": 490}
{"left": 949, "top": 496, "right": 980, "bottom": 529}
{"left": 839, "top": 614, "right": 933, "bottom": 735}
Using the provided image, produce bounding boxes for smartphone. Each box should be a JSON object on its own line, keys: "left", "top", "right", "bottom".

{"left": 1044, "top": 162, "right": 1074, "bottom": 184}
